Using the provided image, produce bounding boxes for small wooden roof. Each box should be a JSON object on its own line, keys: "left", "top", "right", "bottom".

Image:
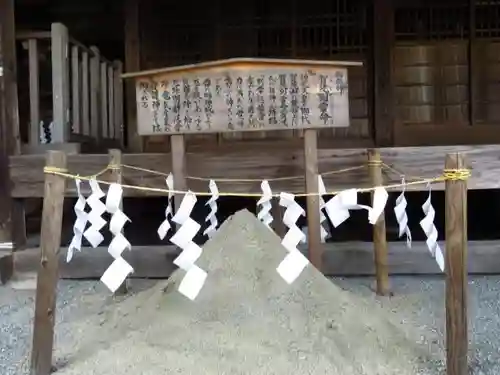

{"left": 121, "top": 57, "right": 363, "bottom": 79}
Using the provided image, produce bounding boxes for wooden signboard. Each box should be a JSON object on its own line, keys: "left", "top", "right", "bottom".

{"left": 122, "top": 58, "right": 362, "bottom": 135}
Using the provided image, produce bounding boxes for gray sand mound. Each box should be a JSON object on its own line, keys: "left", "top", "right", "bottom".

{"left": 55, "top": 209, "right": 440, "bottom": 375}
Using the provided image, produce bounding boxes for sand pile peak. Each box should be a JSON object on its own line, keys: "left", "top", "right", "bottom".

{"left": 55, "top": 209, "right": 440, "bottom": 375}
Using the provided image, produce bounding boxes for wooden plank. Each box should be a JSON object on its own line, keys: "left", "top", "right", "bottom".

{"left": 0, "top": 0, "right": 20, "bottom": 284}
{"left": 368, "top": 149, "right": 390, "bottom": 295}
{"left": 444, "top": 153, "right": 468, "bottom": 375}
{"left": 9, "top": 144, "right": 500, "bottom": 198}
{"left": 108, "top": 149, "right": 129, "bottom": 294}
{"left": 89, "top": 46, "right": 101, "bottom": 142}
{"left": 372, "top": 0, "right": 394, "bottom": 146}
{"left": 133, "top": 65, "right": 351, "bottom": 136}
{"left": 30, "top": 151, "right": 67, "bottom": 375}
{"left": 81, "top": 51, "right": 90, "bottom": 136}
{"left": 108, "top": 65, "right": 115, "bottom": 139}
{"left": 28, "top": 38, "right": 40, "bottom": 146}
{"left": 171, "top": 135, "right": 187, "bottom": 212}
{"left": 100, "top": 62, "right": 109, "bottom": 139}
{"left": 71, "top": 45, "right": 80, "bottom": 134}
{"left": 13, "top": 240, "right": 500, "bottom": 279}
{"left": 304, "top": 129, "right": 322, "bottom": 269}
{"left": 113, "top": 60, "right": 124, "bottom": 146}
{"left": 51, "top": 23, "right": 70, "bottom": 143}
{"left": 124, "top": 0, "right": 143, "bottom": 152}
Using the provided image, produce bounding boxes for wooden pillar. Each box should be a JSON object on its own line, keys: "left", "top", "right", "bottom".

{"left": 303, "top": 129, "right": 322, "bottom": 270}
{"left": 368, "top": 148, "right": 390, "bottom": 295}
{"left": 90, "top": 46, "right": 101, "bottom": 142}
{"left": 51, "top": 23, "right": 70, "bottom": 143}
{"left": 124, "top": 0, "right": 143, "bottom": 152}
{"left": 444, "top": 153, "right": 468, "bottom": 375}
{"left": 30, "top": 151, "right": 67, "bottom": 375}
{"left": 0, "top": 0, "right": 23, "bottom": 284}
{"left": 171, "top": 135, "right": 186, "bottom": 214}
{"left": 108, "top": 149, "right": 129, "bottom": 295}
{"left": 372, "top": 0, "right": 394, "bottom": 146}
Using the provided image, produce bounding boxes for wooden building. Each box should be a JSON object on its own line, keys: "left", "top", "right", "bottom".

{"left": 3, "top": 0, "right": 500, "bottom": 280}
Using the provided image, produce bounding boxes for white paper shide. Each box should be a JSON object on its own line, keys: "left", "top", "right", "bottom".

{"left": 276, "top": 192, "right": 309, "bottom": 284}
{"left": 420, "top": 186, "right": 444, "bottom": 272}
{"left": 257, "top": 180, "right": 273, "bottom": 228}
{"left": 170, "top": 191, "right": 207, "bottom": 300}
{"left": 67, "top": 178, "right": 88, "bottom": 263}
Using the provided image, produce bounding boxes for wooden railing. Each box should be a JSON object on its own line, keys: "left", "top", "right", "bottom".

{"left": 16, "top": 23, "right": 124, "bottom": 147}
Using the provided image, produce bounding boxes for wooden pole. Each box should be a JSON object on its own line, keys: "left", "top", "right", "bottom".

{"left": 368, "top": 148, "right": 390, "bottom": 295}
{"left": 30, "top": 151, "right": 67, "bottom": 375}
{"left": 0, "top": 0, "right": 23, "bottom": 284}
{"left": 303, "top": 129, "right": 322, "bottom": 270}
{"left": 108, "top": 149, "right": 129, "bottom": 295}
{"left": 444, "top": 152, "right": 468, "bottom": 375}
{"left": 171, "top": 135, "right": 187, "bottom": 214}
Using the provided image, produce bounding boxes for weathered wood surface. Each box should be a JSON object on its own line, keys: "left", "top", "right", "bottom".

{"left": 444, "top": 153, "right": 468, "bottom": 375}
{"left": 9, "top": 144, "right": 500, "bottom": 198}
{"left": 12, "top": 240, "right": 500, "bottom": 279}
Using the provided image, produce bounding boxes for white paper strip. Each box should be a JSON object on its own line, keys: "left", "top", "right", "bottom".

{"left": 158, "top": 173, "right": 174, "bottom": 240}
{"left": 324, "top": 189, "right": 362, "bottom": 228}
{"left": 67, "top": 179, "right": 88, "bottom": 262}
{"left": 170, "top": 191, "right": 206, "bottom": 300}
{"left": 394, "top": 179, "right": 412, "bottom": 248}
{"left": 420, "top": 186, "right": 444, "bottom": 271}
{"left": 317, "top": 175, "right": 330, "bottom": 243}
{"left": 368, "top": 187, "right": 389, "bottom": 225}
{"left": 100, "top": 257, "right": 134, "bottom": 293}
{"left": 83, "top": 179, "right": 107, "bottom": 248}
{"left": 276, "top": 192, "right": 309, "bottom": 284}
{"left": 257, "top": 180, "right": 273, "bottom": 228}
{"left": 105, "top": 183, "right": 132, "bottom": 259}
{"left": 203, "top": 180, "right": 219, "bottom": 239}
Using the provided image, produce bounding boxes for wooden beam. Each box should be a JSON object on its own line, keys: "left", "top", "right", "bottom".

{"left": 372, "top": 0, "right": 394, "bottom": 146}
{"left": 28, "top": 38, "right": 40, "bottom": 146}
{"left": 368, "top": 149, "right": 390, "bottom": 295}
{"left": 444, "top": 153, "right": 468, "bottom": 375}
{"left": 12, "top": 240, "right": 500, "bottom": 279}
{"left": 51, "top": 23, "right": 70, "bottom": 143}
{"left": 30, "top": 151, "right": 67, "bottom": 375}
{"left": 0, "top": 0, "right": 22, "bottom": 284}
{"left": 124, "top": 0, "right": 143, "bottom": 152}
{"left": 9, "top": 144, "right": 500, "bottom": 198}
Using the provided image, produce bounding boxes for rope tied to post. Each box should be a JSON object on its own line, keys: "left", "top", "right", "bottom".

{"left": 442, "top": 169, "right": 471, "bottom": 181}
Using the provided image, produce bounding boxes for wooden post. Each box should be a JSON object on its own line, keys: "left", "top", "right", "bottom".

{"left": 124, "top": 0, "right": 143, "bottom": 152}
{"left": 171, "top": 135, "right": 187, "bottom": 214}
{"left": 90, "top": 46, "right": 101, "bottom": 142}
{"left": 100, "top": 62, "right": 109, "bottom": 139}
{"left": 113, "top": 60, "right": 124, "bottom": 147}
{"left": 444, "top": 152, "right": 468, "bottom": 375}
{"left": 108, "top": 65, "right": 115, "bottom": 140}
{"left": 51, "top": 23, "right": 70, "bottom": 143}
{"left": 368, "top": 148, "right": 390, "bottom": 295}
{"left": 108, "top": 149, "right": 129, "bottom": 294}
{"left": 81, "top": 51, "right": 90, "bottom": 136}
{"left": 28, "top": 39, "right": 40, "bottom": 145}
{"left": 30, "top": 151, "right": 67, "bottom": 375}
{"left": 303, "top": 129, "right": 322, "bottom": 270}
{"left": 0, "top": 0, "right": 22, "bottom": 284}
{"left": 71, "top": 45, "right": 80, "bottom": 135}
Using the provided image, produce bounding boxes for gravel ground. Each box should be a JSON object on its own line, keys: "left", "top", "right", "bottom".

{"left": 1, "top": 274, "right": 500, "bottom": 374}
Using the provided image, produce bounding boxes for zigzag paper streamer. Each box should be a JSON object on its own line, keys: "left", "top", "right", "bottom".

{"left": 83, "top": 179, "right": 107, "bottom": 248}
{"left": 105, "top": 183, "right": 132, "bottom": 259}
{"left": 170, "top": 191, "right": 207, "bottom": 300}
{"left": 394, "top": 179, "right": 412, "bottom": 248}
{"left": 420, "top": 185, "right": 444, "bottom": 271}
{"left": 276, "top": 192, "right": 309, "bottom": 284}
{"left": 368, "top": 187, "right": 389, "bottom": 225}
{"left": 317, "top": 175, "right": 330, "bottom": 242}
{"left": 158, "top": 173, "right": 174, "bottom": 240}
{"left": 257, "top": 180, "right": 273, "bottom": 228}
{"left": 203, "top": 180, "right": 219, "bottom": 239}
{"left": 67, "top": 178, "right": 88, "bottom": 262}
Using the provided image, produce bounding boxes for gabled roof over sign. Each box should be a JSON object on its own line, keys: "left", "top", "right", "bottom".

{"left": 121, "top": 57, "right": 363, "bottom": 80}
